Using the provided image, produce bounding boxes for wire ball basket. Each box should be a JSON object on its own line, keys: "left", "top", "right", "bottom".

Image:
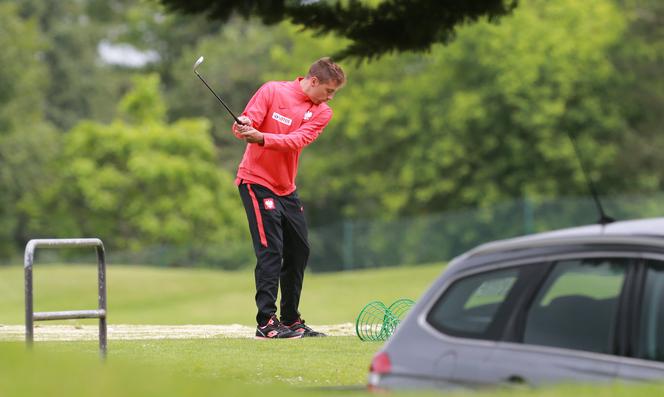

{"left": 355, "top": 298, "right": 415, "bottom": 341}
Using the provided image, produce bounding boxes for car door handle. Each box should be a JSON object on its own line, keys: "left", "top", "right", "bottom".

{"left": 506, "top": 375, "right": 526, "bottom": 384}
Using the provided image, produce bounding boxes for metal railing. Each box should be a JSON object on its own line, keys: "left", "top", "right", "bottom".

{"left": 24, "top": 238, "right": 108, "bottom": 358}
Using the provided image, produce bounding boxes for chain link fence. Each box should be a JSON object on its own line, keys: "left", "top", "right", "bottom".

{"left": 6, "top": 193, "right": 664, "bottom": 271}
{"left": 308, "top": 193, "right": 664, "bottom": 272}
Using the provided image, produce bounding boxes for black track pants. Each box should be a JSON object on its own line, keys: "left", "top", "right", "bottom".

{"left": 238, "top": 182, "right": 310, "bottom": 326}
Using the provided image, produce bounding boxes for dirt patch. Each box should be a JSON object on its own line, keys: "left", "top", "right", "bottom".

{"left": 0, "top": 323, "right": 355, "bottom": 341}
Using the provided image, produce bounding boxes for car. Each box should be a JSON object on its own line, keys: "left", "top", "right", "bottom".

{"left": 368, "top": 217, "right": 664, "bottom": 390}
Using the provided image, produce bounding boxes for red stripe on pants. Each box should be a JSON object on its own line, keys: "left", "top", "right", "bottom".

{"left": 247, "top": 184, "right": 268, "bottom": 247}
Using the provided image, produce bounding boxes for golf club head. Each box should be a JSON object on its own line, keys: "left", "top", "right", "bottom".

{"left": 193, "top": 56, "right": 204, "bottom": 73}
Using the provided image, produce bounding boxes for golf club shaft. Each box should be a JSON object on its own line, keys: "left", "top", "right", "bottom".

{"left": 195, "top": 72, "right": 243, "bottom": 125}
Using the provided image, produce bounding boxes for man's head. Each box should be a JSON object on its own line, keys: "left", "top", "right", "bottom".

{"left": 301, "top": 57, "right": 346, "bottom": 105}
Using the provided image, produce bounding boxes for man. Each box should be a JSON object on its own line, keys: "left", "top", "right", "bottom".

{"left": 233, "top": 57, "right": 346, "bottom": 339}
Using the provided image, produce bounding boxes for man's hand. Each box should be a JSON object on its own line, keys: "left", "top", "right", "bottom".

{"left": 236, "top": 124, "right": 265, "bottom": 145}
{"left": 232, "top": 116, "right": 252, "bottom": 132}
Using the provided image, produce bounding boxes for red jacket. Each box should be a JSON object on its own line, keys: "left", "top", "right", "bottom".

{"left": 235, "top": 78, "right": 333, "bottom": 196}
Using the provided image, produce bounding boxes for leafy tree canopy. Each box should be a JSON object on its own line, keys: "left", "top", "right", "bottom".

{"left": 0, "top": 3, "right": 58, "bottom": 257}
{"left": 158, "top": 0, "right": 518, "bottom": 60}
{"left": 48, "top": 74, "right": 251, "bottom": 266}
{"left": 296, "top": 0, "right": 630, "bottom": 220}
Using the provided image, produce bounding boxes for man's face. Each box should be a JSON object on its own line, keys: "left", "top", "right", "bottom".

{"left": 308, "top": 77, "right": 342, "bottom": 105}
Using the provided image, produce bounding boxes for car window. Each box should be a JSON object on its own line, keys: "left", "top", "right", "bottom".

{"left": 523, "top": 258, "right": 627, "bottom": 354}
{"left": 426, "top": 267, "right": 520, "bottom": 339}
{"left": 636, "top": 260, "right": 664, "bottom": 362}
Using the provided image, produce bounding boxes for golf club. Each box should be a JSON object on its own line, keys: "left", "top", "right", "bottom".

{"left": 193, "top": 56, "right": 244, "bottom": 125}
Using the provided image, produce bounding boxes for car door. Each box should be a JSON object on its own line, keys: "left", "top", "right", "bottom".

{"left": 424, "top": 265, "right": 535, "bottom": 386}
{"left": 485, "top": 256, "right": 630, "bottom": 385}
{"left": 618, "top": 257, "right": 664, "bottom": 380}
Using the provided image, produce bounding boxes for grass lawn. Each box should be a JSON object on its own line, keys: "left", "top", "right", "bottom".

{"left": 2, "top": 339, "right": 663, "bottom": 397}
{"left": 0, "top": 263, "right": 429, "bottom": 396}
{"left": 0, "top": 263, "right": 444, "bottom": 325}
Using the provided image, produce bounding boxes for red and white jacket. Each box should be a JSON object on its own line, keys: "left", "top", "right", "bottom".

{"left": 234, "top": 77, "right": 333, "bottom": 196}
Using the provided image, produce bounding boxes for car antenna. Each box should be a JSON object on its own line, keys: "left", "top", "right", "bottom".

{"left": 566, "top": 130, "right": 615, "bottom": 225}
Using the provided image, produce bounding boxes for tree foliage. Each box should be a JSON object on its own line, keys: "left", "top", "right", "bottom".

{"left": 611, "top": 0, "right": 664, "bottom": 191}
{"left": 0, "top": 2, "right": 46, "bottom": 133}
{"left": 5, "top": 0, "right": 220, "bottom": 131}
{"left": 47, "top": 75, "right": 250, "bottom": 266}
{"left": 0, "top": 0, "right": 663, "bottom": 267}
{"left": 158, "top": 0, "right": 518, "bottom": 60}
{"left": 5, "top": 0, "right": 125, "bottom": 130}
{"left": 0, "top": 3, "right": 59, "bottom": 257}
{"left": 298, "top": 0, "right": 631, "bottom": 220}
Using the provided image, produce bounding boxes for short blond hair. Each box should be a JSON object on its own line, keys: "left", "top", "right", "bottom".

{"left": 307, "top": 57, "right": 346, "bottom": 85}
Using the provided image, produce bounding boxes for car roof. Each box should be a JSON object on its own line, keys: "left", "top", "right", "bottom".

{"left": 465, "top": 217, "right": 664, "bottom": 259}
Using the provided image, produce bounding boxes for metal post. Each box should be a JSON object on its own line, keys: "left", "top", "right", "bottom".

{"left": 342, "top": 220, "right": 354, "bottom": 270}
{"left": 24, "top": 238, "right": 108, "bottom": 358}
{"left": 96, "top": 245, "right": 107, "bottom": 358}
{"left": 24, "top": 242, "right": 35, "bottom": 346}
{"left": 523, "top": 198, "right": 534, "bottom": 235}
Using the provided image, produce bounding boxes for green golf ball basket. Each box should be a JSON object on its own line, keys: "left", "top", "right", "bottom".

{"left": 355, "top": 298, "right": 415, "bottom": 341}
{"left": 388, "top": 298, "right": 415, "bottom": 321}
{"left": 355, "top": 301, "right": 395, "bottom": 341}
